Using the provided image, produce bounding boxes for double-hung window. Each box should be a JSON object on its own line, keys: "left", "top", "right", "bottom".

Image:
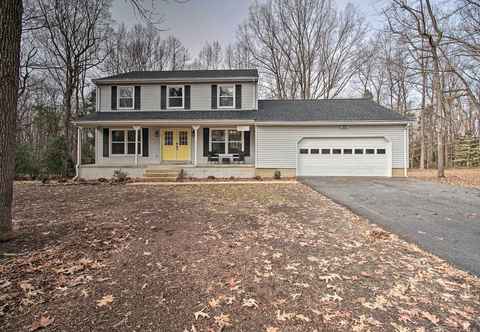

{"left": 218, "top": 85, "right": 234, "bottom": 108}
{"left": 111, "top": 129, "right": 141, "bottom": 155}
{"left": 211, "top": 129, "right": 226, "bottom": 154}
{"left": 118, "top": 86, "right": 134, "bottom": 109}
{"left": 168, "top": 86, "right": 184, "bottom": 108}
{"left": 210, "top": 129, "right": 244, "bottom": 154}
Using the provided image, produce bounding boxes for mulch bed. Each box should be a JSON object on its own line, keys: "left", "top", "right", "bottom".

{"left": 1, "top": 183, "right": 479, "bottom": 331}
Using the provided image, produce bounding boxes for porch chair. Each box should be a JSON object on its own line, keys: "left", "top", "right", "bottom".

{"left": 207, "top": 151, "right": 219, "bottom": 164}
{"left": 233, "top": 152, "right": 245, "bottom": 164}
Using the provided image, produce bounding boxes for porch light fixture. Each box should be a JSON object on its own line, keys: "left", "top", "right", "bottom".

{"left": 154, "top": 129, "right": 160, "bottom": 137}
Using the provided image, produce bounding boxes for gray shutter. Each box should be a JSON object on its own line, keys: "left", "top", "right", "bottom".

{"left": 203, "top": 128, "right": 209, "bottom": 156}
{"left": 211, "top": 85, "right": 217, "bottom": 109}
{"left": 244, "top": 131, "right": 250, "bottom": 156}
{"left": 142, "top": 128, "right": 149, "bottom": 157}
{"left": 111, "top": 86, "right": 117, "bottom": 110}
{"left": 134, "top": 86, "right": 141, "bottom": 110}
{"left": 184, "top": 85, "right": 191, "bottom": 109}
{"left": 161, "top": 85, "right": 166, "bottom": 109}
{"left": 235, "top": 84, "right": 242, "bottom": 109}
{"left": 103, "top": 128, "right": 109, "bottom": 157}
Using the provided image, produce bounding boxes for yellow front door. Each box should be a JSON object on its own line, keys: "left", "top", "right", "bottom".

{"left": 162, "top": 128, "right": 191, "bottom": 161}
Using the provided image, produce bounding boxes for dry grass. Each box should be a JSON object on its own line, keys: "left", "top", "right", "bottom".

{"left": 1, "top": 183, "right": 479, "bottom": 331}
{"left": 409, "top": 168, "right": 480, "bottom": 188}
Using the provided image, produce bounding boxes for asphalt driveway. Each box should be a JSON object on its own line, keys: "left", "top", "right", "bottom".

{"left": 300, "top": 177, "right": 480, "bottom": 276}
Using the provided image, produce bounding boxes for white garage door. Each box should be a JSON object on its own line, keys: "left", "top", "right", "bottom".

{"left": 297, "top": 137, "right": 391, "bottom": 177}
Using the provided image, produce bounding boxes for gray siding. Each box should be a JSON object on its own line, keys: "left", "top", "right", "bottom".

{"left": 255, "top": 125, "right": 407, "bottom": 169}
{"left": 97, "top": 82, "right": 256, "bottom": 111}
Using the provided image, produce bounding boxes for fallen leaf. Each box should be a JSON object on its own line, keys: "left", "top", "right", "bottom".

{"left": 96, "top": 294, "right": 114, "bottom": 307}
{"left": 193, "top": 308, "right": 209, "bottom": 320}
{"left": 214, "top": 313, "right": 232, "bottom": 327}
{"left": 242, "top": 298, "right": 258, "bottom": 308}
{"left": 266, "top": 327, "right": 280, "bottom": 332}
{"left": 30, "top": 316, "right": 54, "bottom": 331}
{"left": 421, "top": 311, "right": 439, "bottom": 325}
{"left": 295, "top": 314, "right": 311, "bottom": 322}
{"left": 276, "top": 310, "right": 295, "bottom": 321}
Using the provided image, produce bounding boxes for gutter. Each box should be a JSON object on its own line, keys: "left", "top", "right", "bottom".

{"left": 93, "top": 77, "right": 258, "bottom": 84}
{"left": 73, "top": 119, "right": 256, "bottom": 126}
{"left": 255, "top": 120, "right": 411, "bottom": 126}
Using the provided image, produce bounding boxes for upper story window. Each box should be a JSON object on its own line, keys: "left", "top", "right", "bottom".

{"left": 118, "top": 86, "right": 134, "bottom": 109}
{"left": 168, "top": 86, "right": 184, "bottom": 108}
{"left": 218, "top": 85, "right": 234, "bottom": 108}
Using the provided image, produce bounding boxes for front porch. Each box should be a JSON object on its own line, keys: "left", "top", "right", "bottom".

{"left": 75, "top": 123, "right": 256, "bottom": 180}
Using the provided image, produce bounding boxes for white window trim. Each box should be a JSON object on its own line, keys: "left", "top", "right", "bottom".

{"left": 117, "top": 86, "right": 135, "bottom": 110}
{"left": 217, "top": 84, "right": 235, "bottom": 109}
{"left": 167, "top": 85, "right": 185, "bottom": 109}
{"left": 209, "top": 128, "right": 244, "bottom": 154}
{"left": 110, "top": 128, "right": 142, "bottom": 156}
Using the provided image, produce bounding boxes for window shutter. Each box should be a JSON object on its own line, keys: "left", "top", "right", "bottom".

{"left": 203, "top": 128, "right": 209, "bottom": 156}
{"left": 134, "top": 86, "right": 141, "bottom": 110}
{"left": 184, "top": 85, "right": 191, "bottom": 109}
{"left": 103, "top": 128, "right": 109, "bottom": 157}
{"left": 235, "top": 84, "right": 242, "bottom": 109}
{"left": 244, "top": 131, "right": 250, "bottom": 156}
{"left": 142, "top": 128, "right": 149, "bottom": 157}
{"left": 161, "top": 85, "right": 167, "bottom": 109}
{"left": 211, "top": 85, "right": 217, "bottom": 109}
{"left": 111, "top": 86, "right": 117, "bottom": 110}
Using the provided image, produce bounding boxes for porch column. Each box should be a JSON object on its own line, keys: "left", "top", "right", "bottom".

{"left": 192, "top": 125, "right": 200, "bottom": 166}
{"left": 76, "top": 127, "right": 82, "bottom": 178}
{"left": 133, "top": 126, "right": 140, "bottom": 167}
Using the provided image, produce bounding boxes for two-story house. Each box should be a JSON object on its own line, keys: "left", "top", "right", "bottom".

{"left": 75, "top": 69, "right": 409, "bottom": 180}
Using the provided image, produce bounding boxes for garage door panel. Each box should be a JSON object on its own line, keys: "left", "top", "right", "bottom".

{"left": 298, "top": 137, "right": 391, "bottom": 177}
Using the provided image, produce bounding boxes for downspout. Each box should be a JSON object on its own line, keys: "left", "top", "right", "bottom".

{"left": 404, "top": 124, "right": 409, "bottom": 177}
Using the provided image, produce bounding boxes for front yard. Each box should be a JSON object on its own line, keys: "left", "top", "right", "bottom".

{"left": 1, "top": 183, "right": 479, "bottom": 331}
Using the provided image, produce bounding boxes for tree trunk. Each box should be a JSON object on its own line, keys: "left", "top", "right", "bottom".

{"left": 420, "top": 53, "right": 427, "bottom": 169}
{"left": 0, "top": 0, "right": 22, "bottom": 240}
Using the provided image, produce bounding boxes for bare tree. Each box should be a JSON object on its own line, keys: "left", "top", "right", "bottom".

{"left": 238, "top": 0, "right": 366, "bottom": 99}
{"left": 193, "top": 41, "right": 223, "bottom": 70}
{"left": 33, "top": 0, "right": 111, "bottom": 174}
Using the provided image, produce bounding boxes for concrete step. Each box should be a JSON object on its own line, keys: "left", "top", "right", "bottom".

{"left": 138, "top": 176, "right": 178, "bottom": 182}
{"left": 143, "top": 171, "right": 179, "bottom": 177}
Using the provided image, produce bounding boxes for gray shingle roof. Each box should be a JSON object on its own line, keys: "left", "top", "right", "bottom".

{"left": 257, "top": 99, "right": 408, "bottom": 122}
{"left": 77, "top": 99, "right": 408, "bottom": 123}
{"left": 78, "top": 110, "right": 257, "bottom": 122}
{"left": 94, "top": 69, "right": 258, "bottom": 83}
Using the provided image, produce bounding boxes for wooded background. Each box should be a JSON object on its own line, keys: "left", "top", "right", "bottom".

{"left": 15, "top": 0, "right": 480, "bottom": 178}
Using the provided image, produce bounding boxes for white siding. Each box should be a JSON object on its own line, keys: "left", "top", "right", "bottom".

{"left": 255, "top": 125, "right": 407, "bottom": 169}
{"left": 97, "top": 82, "right": 257, "bottom": 112}
{"left": 190, "top": 84, "right": 211, "bottom": 110}
{"left": 98, "top": 85, "right": 110, "bottom": 111}
{"left": 141, "top": 85, "right": 161, "bottom": 111}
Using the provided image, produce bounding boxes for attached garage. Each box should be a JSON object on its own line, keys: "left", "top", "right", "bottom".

{"left": 297, "top": 137, "right": 392, "bottom": 177}
{"left": 254, "top": 99, "right": 410, "bottom": 178}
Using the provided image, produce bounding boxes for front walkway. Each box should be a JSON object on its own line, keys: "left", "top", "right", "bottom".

{"left": 300, "top": 176, "right": 480, "bottom": 276}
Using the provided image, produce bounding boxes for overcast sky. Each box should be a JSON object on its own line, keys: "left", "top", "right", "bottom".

{"left": 111, "top": 0, "right": 388, "bottom": 56}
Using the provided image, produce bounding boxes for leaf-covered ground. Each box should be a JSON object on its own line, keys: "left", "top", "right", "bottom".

{"left": 1, "top": 183, "right": 479, "bottom": 331}
{"left": 409, "top": 168, "right": 480, "bottom": 188}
